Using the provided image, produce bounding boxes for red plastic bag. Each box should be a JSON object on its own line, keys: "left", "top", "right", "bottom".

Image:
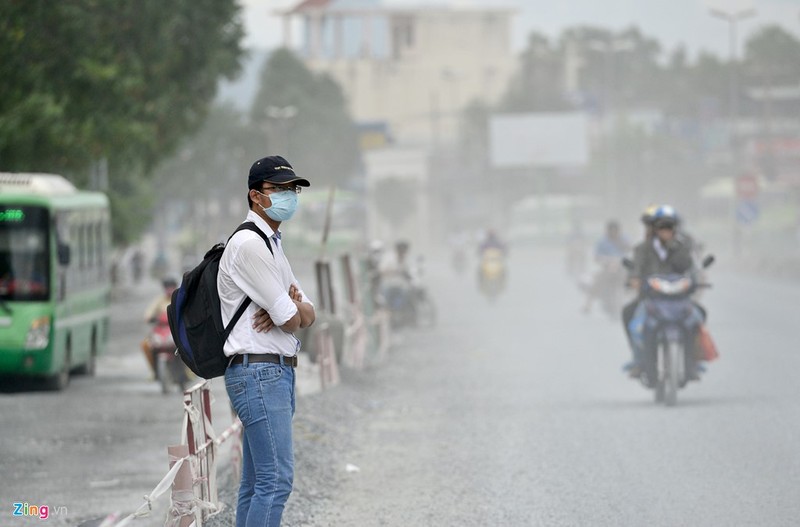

{"left": 696, "top": 324, "right": 719, "bottom": 362}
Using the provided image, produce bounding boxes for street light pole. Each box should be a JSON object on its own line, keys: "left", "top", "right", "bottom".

{"left": 710, "top": 8, "right": 757, "bottom": 151}
{"left": 709, "top": 7, "right": 757, "bottom": 256}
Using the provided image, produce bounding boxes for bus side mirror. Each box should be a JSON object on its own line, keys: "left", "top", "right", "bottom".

{"left": 702, "top": 255, "right": 715, "bottom": 269}
{"left": 57, "top": 243, "right": 71, "bottom": 266}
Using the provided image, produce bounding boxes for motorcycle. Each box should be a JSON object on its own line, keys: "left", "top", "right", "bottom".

{"left": 627, "top": 255, "right": 714, "bottom": 406}
{"left": 145, "top": 311, "right": 188, "bottom": 394}
{"left": 382, "top": 277, "right": 436, "bottom": 330}
{"left": 478, "top": 247, "right": 506, "bottom": 300}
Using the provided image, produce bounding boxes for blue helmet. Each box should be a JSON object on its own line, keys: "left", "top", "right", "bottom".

{"left": 652, "top": 205, "right": 679, "bottom": 229}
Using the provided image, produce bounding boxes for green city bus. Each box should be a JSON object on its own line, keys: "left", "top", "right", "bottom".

{"left": 0, "top": 173, "right": 111, "bottom": 390}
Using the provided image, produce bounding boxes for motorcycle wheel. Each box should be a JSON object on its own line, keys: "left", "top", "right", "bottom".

{"left": 664, "top": 341, "right": 681, "bottom": 407}
{"left": 156, "top": 354, "right": 171, "bottom": 395}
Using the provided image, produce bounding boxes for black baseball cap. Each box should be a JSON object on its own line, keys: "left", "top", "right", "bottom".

{"left": 248, "top": 155, "right": 310, "bottom": 189}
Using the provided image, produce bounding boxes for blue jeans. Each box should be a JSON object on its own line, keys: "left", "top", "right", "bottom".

{"left": 225, "top": 358, "right": 296, "bottom": 527}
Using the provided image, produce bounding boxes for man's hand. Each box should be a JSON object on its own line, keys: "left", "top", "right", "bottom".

{"left": 252, "top": 308, "right": 274, "bottom": 333}
{"left": 289, "top": 283, "right": 315, "bottom": 329}
{"left": 289, "top": 284, "right": 303, "bottom": 303}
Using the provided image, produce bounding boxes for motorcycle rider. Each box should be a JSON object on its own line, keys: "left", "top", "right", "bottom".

{"left": 478, "top": 228, "right": 507, "bottom": 256}
{"left": 582, "top": 220, "right": 629, "bottom": 314}
{"left": 623, "top": 205, "right": 701, "bottom": 381}
{"left": 142, "top": 278, "right": 178, "bottom": 376}
{"left": 380, "top": 240, "right": 421, "bottom": 326}
{"left": 383, "top": 240, "right": 417, "bottom": 284}
{"left": 477, "top": 228, "right": 508, "bottom": 293}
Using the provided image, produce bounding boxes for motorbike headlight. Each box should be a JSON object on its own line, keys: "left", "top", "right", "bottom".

{"left": 25, "top": 315, "right": 51, "bottom": 350}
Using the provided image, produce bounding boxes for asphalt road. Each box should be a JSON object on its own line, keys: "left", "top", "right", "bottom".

{"left": 306, "top": 246, "right": 800, "bottom": 527}
{"left": 1, "top": 246, "right": 797, "bottom": 527}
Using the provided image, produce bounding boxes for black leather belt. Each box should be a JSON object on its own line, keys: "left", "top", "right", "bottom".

{"left": 230, "top": 353, "right": 298, "bottom": 368}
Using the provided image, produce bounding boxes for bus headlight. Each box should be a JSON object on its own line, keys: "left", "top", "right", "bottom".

{"left": 25, "top": 316, "right": 51, "bottom": 350}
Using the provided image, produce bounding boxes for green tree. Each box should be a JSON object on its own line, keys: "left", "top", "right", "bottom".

{"left": 249, "top": 48, "right": 359, "bottom": 188}
{"left": 0, "top": 0, "right": 244, "bottom": 243}
{"left": 558, "top": 26, "right": 663, "bottom": 112}
{"left": 500, "top": 32, "right": 570, "bottom": 112}
{"left": 744, "top": 25, "right": 800, "bottom": 86}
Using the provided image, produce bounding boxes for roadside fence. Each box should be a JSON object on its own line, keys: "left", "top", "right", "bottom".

{"left": 106, "top": 381, "right": 242, "bottom": 527}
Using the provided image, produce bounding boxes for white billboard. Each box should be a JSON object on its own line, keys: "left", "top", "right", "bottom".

{"left": 489, "top": 112, "right": 589, "bottom": 169}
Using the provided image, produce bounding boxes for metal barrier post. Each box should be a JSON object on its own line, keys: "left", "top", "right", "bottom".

{"left": 340, "top": 253, "right": 367, "bottom": 370}
{"left": 316, "top": 322, "right": 340, "bottom": 389}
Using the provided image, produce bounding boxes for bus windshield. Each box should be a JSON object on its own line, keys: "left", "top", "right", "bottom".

{"left": 0, "top": 206, "right": 50, "bottom": 301}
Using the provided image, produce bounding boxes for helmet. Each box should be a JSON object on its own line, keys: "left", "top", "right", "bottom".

{"left": 652, "top": 205, "right": 678, "bottom": 229}
{"left": 640, "top": 204, "right": 659, "bottom": 225}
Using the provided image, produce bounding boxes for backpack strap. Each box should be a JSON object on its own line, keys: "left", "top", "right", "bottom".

{"left": 222, "top": 221, "right": 274, "bottom": 336}
{"left": 230, "top": 221, "right": 273, "bottom": 255}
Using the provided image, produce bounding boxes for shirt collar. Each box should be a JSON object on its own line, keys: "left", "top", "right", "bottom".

{"left": 245, "top": 210, "right": 281, "bottom": 239}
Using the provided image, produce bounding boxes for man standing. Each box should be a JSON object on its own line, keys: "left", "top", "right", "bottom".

{"left": 218, "top": 155, "right": 316, "bottom": 526}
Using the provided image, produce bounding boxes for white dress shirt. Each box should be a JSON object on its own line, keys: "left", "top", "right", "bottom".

{"left": 217, "top": 210, "right": 313, "bottom": 357}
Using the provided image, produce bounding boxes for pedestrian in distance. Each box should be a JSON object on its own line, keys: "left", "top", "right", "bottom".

{"left": 219, "top": 155, "right": 316, "bottom": 527}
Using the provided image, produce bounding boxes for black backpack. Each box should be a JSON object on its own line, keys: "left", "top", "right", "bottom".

{"left": 167, "top": 222, "right": 272, "bottom": 379}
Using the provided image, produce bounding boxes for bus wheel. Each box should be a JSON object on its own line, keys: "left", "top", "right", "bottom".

{"left": 45, "top": 349, "right": 71, "bottom": 391}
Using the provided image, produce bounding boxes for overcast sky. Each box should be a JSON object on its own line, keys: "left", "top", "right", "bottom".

{"left": 241, "top": 0, "right": 800, "bottom": 59}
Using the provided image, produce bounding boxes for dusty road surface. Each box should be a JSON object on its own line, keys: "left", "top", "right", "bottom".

{"left": 281, "top": 246, "right": 800, "bottom": 527}
{"left": 2, "top": 246, "right": 798, "bottom": 527}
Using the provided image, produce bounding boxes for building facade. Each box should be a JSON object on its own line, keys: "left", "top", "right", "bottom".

{"left": 277, "top": 0, "right": 517, "bottom": 147}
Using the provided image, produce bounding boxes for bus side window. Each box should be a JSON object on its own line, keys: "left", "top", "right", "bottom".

{"left": 55, "top": 212, "right": 71, "bottom": 301}
{"left": 57, "top": 243, "right": 71, "bottom": 267}
{"left": 55, "top": 213, "right": 71, "bottom": 267}
{"left": 78, "top": 223, "right": 86, "bottom": 271}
